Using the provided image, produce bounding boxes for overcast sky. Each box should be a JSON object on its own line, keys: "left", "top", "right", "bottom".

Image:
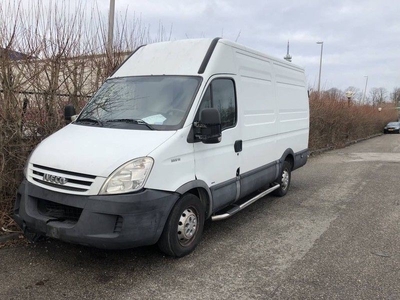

{"left": 16, "top": 0, "right": 400, "bottom": 97}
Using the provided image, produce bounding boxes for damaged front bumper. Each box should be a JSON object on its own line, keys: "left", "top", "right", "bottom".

{"left": 14, "top": 180, "right": 179, "bottom": 249}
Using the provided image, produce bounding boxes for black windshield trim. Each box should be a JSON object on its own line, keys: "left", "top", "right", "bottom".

{"left": 75, "top": 117, "right": 104, "bottom": 127}
{"left": 198, "top": 37, "right": 221, "bottom": 74}
{"left": 105, "top": 118, "right": 155, "bottom": 130}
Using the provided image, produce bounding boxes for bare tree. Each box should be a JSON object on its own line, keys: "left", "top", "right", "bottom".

{"left": 324, "top": 88, "right": 344, "bottom": 100}
{"left": 391, "top": 87, "right": 400, "bottom": 106}
{"left": 0, "top": 0, "right": 171, "bottom": 228}
{"left": 369, "top": 87, "right": 388, "bottom": 106}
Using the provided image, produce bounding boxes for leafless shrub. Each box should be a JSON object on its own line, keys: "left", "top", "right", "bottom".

{"left": 309, "top": 91, "right": 397, "bottom": 151}
{"left": 0, "top": 0, "right": 169, "bottom": 230}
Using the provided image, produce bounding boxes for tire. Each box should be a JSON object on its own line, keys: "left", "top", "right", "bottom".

{"left": 158, "top": 194, "right": 205, "bottom": 257}
{"left": 272, "top": 160, "right": 292, "bottom": 197}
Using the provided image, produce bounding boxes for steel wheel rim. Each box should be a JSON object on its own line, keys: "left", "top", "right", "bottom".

{"left": 281, "top": 169, "right": 289, "bottom": 190}
{"left": 177, "top": 207, "right": 198, "bottom": 246}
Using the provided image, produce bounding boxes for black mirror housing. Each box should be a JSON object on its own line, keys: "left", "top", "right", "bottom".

{"left": 64, "top": 104, "right": 76, "bottom": 124}
{"left": 196, "top": 108, "right": 222, "bottom": 144}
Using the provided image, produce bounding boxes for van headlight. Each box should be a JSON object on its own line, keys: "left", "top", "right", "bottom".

{"left": 100, "top": 157, "right": 154, "bottom": 195}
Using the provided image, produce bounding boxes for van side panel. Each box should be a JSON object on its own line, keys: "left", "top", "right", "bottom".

{"left": 233, "top": 50, "right": 280, "bottom": 197}
{"left": 226, "top": 44, "right": 309, "bottom": 200}
{"left": 235, "top": 51, "right": 278, "bottom": 173}
{"left": 273, "top": 62, "right": 309, "bottom": 156}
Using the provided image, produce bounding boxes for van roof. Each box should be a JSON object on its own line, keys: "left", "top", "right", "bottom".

{"left": 111, "top": 38, "right": 304, "bottom": 78}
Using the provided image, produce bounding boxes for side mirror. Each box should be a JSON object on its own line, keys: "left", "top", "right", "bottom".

{"left": 64, "top": 104, "right": 76, "bottom": 124}
{"left": 195, "top": 108, "right": 222, "bottom": 144}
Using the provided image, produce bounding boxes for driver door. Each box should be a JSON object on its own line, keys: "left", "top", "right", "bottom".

{"left": 193, "top": 77, "right": 241, "bottom": 212}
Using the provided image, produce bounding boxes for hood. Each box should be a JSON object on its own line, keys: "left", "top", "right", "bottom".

{"left": 30, "top": 124, "right": 176, "bottom": 177}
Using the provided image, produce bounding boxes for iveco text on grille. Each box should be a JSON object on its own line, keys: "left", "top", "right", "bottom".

{"left": 42, "top": 174, "right": 68, "bottom": 185}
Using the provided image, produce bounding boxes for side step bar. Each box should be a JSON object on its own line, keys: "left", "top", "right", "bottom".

{"left": 211, "top": 184, "right": 280, "bottom": 221}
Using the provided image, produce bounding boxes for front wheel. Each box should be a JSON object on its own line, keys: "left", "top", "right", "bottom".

{"left": 272, "top": 160, "right": 292, "bottom": 197}
{"left": 158, "top": 194, "right": 205, "bottom": 257}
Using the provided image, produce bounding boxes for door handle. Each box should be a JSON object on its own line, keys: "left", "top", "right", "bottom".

{"left": 234, "top": 140, "right": 242, "bottom": 153}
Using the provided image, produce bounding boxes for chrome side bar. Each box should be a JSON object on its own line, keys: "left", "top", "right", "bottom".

{"left": 211, "top": 184, "right": 280, "bottom": 221}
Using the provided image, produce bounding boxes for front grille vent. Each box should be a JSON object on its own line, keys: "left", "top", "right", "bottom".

{"left": 37, "top": 198, "right": 83, "bottom": 222}
{"left": 31, "top": 164, "right": 96, "bottom": 193}
{"left": 114, "top": 216, "right": 123, "bottom": 233}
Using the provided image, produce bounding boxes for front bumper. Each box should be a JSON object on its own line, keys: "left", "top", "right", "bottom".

{"left": 14, "top": 180, "right": 179, "bottom": 249}
{"left": 384, "top": 128, "right": 400, "bottom": 133}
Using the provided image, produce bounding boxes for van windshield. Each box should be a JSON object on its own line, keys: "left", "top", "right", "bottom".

{"left": 76, "top": 76, "right": 201, "bottom": 130}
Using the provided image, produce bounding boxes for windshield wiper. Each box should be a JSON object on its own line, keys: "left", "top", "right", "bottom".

{"left": 105, "top": 119, "right": 155, "bottom": 130}
{"left": 75, "top": 117, "right": 103, "bottom": 126}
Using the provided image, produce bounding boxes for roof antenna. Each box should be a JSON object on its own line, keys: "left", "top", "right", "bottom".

{"left": 284, "top": 40, "right": 292, "bottom": 62}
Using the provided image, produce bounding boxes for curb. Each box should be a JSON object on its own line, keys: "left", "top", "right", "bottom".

{"left": 310, "top": 133, "right": 383, "bottom": 156}
{"left": 0, "top": 232, "right": 20, "bottom": 243}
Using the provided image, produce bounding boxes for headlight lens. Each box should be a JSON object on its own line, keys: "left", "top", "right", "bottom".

{"left": 100, "top": 157, "right": 154, "bottom": 195}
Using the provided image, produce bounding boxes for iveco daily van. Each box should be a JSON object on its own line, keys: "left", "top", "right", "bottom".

{"left": 14, "top": 38, "right": 309, "bottom": 257}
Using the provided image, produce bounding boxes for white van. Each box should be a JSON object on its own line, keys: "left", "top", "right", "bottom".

{"left": 14, "top": 38, "right": 309, "bottom": 257}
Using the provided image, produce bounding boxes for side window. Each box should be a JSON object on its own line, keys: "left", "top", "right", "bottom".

{"left": 197, "top": 78, "right": 236, "bottom": 130}
{"left": 198, "top": 85, "right": 212, "bottom": 112}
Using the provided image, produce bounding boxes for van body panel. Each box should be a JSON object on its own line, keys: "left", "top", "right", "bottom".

{"left": 239, "top": 160, "right": 278, "bottom": 199}
{"left": 145, "top": 125, "right": 196, "bottom": 192}
{"left": 28, "top": 124, "right": 176, "bottom": 179}
{"left": 15, "top": 38, "right": 310, "bottom": 252}
{"left": 194, "top": 123, "right": 241, "bottom": 211}
{"left": 112, "top": 39, "right": 214, "bottom": 77}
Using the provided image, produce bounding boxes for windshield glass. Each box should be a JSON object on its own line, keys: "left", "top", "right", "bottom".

{"left": 387, "top": 122, "right": 399, "bottom": 126}
{"left": 77, "top": 76, "right": 201, "bottom": 130}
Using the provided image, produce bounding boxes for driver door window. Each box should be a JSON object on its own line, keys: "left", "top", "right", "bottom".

{"left": 197, "top": 78, "right": 237, "bottom": 130}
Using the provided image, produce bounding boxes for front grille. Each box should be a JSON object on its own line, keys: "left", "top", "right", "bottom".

{"left": 37, "top": 198, "right": 83, "bottom": 222}
{"left": 31, "top": 164, "right": 96, "bottom": 193}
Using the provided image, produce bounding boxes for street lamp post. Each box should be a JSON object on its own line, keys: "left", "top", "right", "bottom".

{"left": 107, "top": 0, "right": 115, "bottom": 55}
{"left": 346, "top": 91, "right": 354, "bottom": 107}
{"left": 317, "top": 41, "right": 324, "bottom": 93}
{"left": 362, "top": 75, "right": 368, "bottom": 104}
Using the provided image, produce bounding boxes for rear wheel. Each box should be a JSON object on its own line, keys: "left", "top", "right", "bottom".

{"left": 272, "top": 160, "right": 292, "bottom": 197}
{"left": 158, "top": 194, "right": 205, "bottom": 257}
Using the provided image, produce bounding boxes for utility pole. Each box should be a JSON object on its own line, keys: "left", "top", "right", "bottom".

{"left": 107, "top": 0, "right": 115, "bottom": 55}
{"left": 362, "top": 75, "right": 368, "bottom": 104}
{"left": 317, "top": 41, "right": 324, "bottom": 93}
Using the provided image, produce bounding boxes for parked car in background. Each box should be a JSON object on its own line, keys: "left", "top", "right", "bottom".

{"left": 384, "top": 122, "right": 400, "bottom": 134}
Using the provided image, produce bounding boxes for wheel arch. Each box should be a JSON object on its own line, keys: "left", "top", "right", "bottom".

{"left": 176, "top": 180, "right": 213, "bottom": 219}
{"left": 280, "top": 148, "right": 295, "bottom": 170}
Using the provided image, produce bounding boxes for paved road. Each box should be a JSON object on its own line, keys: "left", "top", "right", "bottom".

{"left": 1, "top": 135, "right": 399, "bottom": 299}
